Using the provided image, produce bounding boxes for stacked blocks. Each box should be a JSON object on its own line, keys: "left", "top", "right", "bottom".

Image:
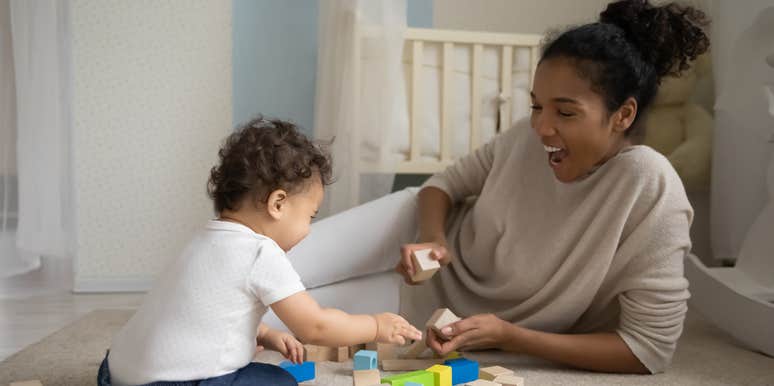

{"left": 354, "top": 349, "right": 378, "bottom": 370}
{"left": 444, "top": 357, "right": 479, "bottom": 385}
{"left": 279, "top": 361, "right": 315, "bottom": 382}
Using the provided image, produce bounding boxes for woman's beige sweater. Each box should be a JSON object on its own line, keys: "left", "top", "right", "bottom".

{"left": 403, "top": 120, "right": 693, "bottom": 373}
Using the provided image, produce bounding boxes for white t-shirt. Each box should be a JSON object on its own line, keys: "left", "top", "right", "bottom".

{"left": 108, "top": 220, "right": 305, "bottom": 385}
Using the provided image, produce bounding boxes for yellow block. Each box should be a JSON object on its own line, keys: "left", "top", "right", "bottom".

{"left": 426, "top": 364, "right": 452, "bottom": 386}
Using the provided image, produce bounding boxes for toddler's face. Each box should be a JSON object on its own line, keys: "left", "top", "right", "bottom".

{"left": 275, "top": 176, "right": 323, "bottom": 251}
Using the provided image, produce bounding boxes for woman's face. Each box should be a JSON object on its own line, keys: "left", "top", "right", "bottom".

{"left": 530, "top": 57, "right": 634, "bottom": 183}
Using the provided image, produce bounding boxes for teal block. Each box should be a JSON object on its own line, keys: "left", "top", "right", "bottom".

{"left": 354, "top": 349, "right": 378, "bottom": 370}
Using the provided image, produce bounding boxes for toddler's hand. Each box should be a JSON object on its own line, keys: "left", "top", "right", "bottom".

{"left": 373, "top": 313, "right": 423, "bottom": 345}
{"left": 260, "top": 329, "right": 304, "bottom": 364}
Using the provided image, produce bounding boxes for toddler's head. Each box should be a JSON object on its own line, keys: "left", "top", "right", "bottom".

{"left": 207, "top": 117, "right": 332, "bottom": 251}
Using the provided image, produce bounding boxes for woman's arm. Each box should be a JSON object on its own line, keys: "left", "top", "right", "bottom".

{"left": 417, "top": 186, "right": 452, "bottom": 244}
{"left": 506, "top": 325, "right": 649, "bottom": 373}
{"left": 428, "top": 314, "right": 648, "bottom": 374}
{"left": 395, "top": 187, "right": 454, "bottom": 282}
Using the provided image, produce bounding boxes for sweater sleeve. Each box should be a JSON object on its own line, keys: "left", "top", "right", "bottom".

{"left": 421, "top": 130, "right": 499, "bottom": 204}
{"left": 614, "top": 156, "right": 693, "bottom": 374}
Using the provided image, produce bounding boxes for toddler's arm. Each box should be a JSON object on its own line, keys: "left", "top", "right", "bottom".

{"left": 271, "top": 290, "right": 421, "bottom": 347}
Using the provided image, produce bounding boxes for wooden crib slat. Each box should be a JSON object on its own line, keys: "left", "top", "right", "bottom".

{"left": 499, "top": 45, "right": 513, "bottom": 132}
{"left": 530, "top": 46, "right": 539, "bottom": 94}
{"left": 471, "top": 44, "right": 482, "bottom": 152}
{"left": 411, "top": 40, "right": 423, "bottom": 162}
{"left": 441, "top": 42, "right": 453, "bottom": 162}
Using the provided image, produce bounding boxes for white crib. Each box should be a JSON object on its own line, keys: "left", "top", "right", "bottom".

{"left": 352, "top": 27, "right": 542, "bottom": 204}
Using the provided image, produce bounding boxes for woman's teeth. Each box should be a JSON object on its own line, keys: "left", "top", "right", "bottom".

{"left": 543, "top": 144, "right": 563, "bottom": 153}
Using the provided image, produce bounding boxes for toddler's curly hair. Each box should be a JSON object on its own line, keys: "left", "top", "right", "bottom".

{"left": 207, "top": 116, "right": 332, "bottom": 213}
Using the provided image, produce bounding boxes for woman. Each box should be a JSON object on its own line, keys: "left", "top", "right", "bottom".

{"left": 395, "top": 0, "right": 709, "bottom": 374}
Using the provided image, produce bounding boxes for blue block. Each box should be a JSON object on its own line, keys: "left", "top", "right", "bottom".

{"left": 353, "top": 349, "right": 378, "bottom": 370}
{"left": 279, "top": 360, "right": 315, "bottom": 382}
{"left": 444, "top": 357, "right": 478, "bottom": 385}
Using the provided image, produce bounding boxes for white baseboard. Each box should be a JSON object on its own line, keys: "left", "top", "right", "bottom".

{"left": 73, "top": 275, "right": 153, "bottom": 293}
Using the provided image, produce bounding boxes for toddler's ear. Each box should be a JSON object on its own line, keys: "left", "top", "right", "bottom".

{"left": 266, "top": 189, "right": 288, "bottom": 220}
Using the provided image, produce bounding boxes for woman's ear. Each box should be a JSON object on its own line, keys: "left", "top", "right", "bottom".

{"left": 614, "top": 97, "right": 638, "bottom": 133}
{"left": 266, "top": 189, "right": 288, "bottom": 220}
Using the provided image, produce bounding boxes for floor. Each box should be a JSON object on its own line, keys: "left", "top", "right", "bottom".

{"left": 0, "top": 257, "right": 143, "bottom": 361}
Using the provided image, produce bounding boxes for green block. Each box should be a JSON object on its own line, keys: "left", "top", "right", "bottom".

{"left": 381, "top": 370, "right": 434, "bottom": 386}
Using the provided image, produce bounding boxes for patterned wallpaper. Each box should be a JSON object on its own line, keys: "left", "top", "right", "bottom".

{"left": 71, "top": 0, "right": 232, "bottom": 291}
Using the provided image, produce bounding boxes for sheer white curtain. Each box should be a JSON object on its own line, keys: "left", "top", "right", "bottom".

{"left": 0, "top": 0, "right": 73, "bottom": 278}
{"left": 314, "top": 0, "right": 407, "bottom": 217}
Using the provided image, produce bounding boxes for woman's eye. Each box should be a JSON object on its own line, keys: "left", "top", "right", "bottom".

{"left": 530, "top": 105, "right": 542, "bottom": 111}
{"left": 558, "top": 110, "right": 575, "bottom": 117}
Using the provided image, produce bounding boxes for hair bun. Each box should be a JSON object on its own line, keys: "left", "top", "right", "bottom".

{"left": 600, "top": 0, "right": 709, "bottom": 78}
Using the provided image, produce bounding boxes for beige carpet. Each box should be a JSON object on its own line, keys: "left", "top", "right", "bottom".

{"left": 1, "top": 309, "right": 773, "bottom": 386}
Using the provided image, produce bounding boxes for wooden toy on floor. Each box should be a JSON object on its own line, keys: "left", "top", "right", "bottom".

{"left": 381, "top": 369, "right": 435, "bottom": 386}
{"left": 304, "top": 344, "right": 349, "bottom": 362}
{"left": 279, "top": 360, "right": 315, "bottom": 382}
{"left": 354, "top": 349, "right": 378, "bottom": 370}
{"left": 380, "top": 358, "right": 445, "bottom": 371}
{"left": 353, "top": 368, "right": 381, "bottom": 386}
{"left": 426, "top": 308, "right": 461, "bottom": 340}
{"left": 366, "top": 342, "right": 398, "bottom": 363}
{"left": 464, "top": 380, "right": 501, "bottom": 386}
{"left": 493, "top": 374, "right": 525, "bottom": 386}
{"left": 426, "top": 364, "right": 452, "bottom": 386}
{"left": 444, "top": 357, "right": 479, "bottom": 384}
{"left": 479, "top": 365, "right": 513, "bottom": 381}
{"left": 400, "top": 339, "right": 428, "bottom": 359}
{"left": 410, "top": 248, "right": 440, "bottom": 282}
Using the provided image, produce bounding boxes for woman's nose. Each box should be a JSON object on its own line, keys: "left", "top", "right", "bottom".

{"left": 532, "top": 114, "right": 557, "bottom": 137}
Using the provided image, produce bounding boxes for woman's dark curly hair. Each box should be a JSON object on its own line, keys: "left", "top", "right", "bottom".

{"left": 207, "top": 116, "right": 332, "bottom": 213}
{"left": 540, "top": 0, "right": 710, "bottom": 139}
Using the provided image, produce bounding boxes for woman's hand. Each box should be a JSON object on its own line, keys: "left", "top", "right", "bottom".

{"left": 258, "top": 328, "right": 305, "bottom": 364}
{"left": 426, "top": 313, "right": 512, "bottom": 355}
{"left": 395, "top": 240, "right": 452, "bottom": 285}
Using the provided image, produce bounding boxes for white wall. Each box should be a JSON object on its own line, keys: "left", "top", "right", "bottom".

{"left": 71, "top": 0, "right": 232, "bottom": 292}
{"left": 434, "top": 0, "right": 710, "bottom": 35}
{"left": 433, "top": 0, "right": 610, "bottom": 35}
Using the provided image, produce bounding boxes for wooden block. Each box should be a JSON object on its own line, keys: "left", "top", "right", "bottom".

{"left": 304, "top": 344, "right": 341, "bottom": 362}
{"left": 336, "top": 346, "right": 349, "bottom": 362}
{"left": 493, "top": 374, "right": 525, "bottom": 386}
{"left": 353, "top": 369, "right": 381, "bottom": 386}
{"left": 464, "top": 380, "right": 501, "bottom": 386}
{"left": 479, "top": 365, "right": 513, "bottom": 381}
{"left": 354, "top": 350, "right": 378, "bottom": 370}
{"left": 279, "top": 361, "right": 316, "bottom": 382}
{"left": 444, "top": 357, "right": 479, "bottom": 384}
{"left": 380, "top": 358, "right": 444, "bottom": 371}
{"left": 381, "top": 369, "right": 435, "bottom": 385}
{"left": 400, "top": 339, "right": 428, "bottom": 359}
{"left": 10, "top": 381, "right": 43, "bottom": 386}
{"left": 369, "top": 342, "right": 397, "bottom": 363}
{"left": 426, "top": 308, "right": 461, "bottom": 340}
{"left": 426, "top": 364, "right": 452, "bottom": 386}
{"left": 410, "top": 248, "right": 440, "bottom": 282}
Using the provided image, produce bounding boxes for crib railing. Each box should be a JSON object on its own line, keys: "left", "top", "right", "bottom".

{"left": 353, "top": 27, "right": 542, "bottom": 204}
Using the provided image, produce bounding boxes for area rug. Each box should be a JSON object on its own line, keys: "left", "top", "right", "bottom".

{"left": 1, "top": 309, "right": 773, "bottom": 385}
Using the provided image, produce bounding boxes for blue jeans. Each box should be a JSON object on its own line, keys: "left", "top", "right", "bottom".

{"left": 97, "top": 352, "right": 298, "bottom": 386}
